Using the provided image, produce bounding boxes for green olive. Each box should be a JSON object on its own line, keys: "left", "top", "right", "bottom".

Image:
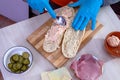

{"left": 21, "top": 65, "right": 28, "bottom": 71}
{"left": 10, "top": 57, "right": 15, "bottom": 63}
{"left": 15, "top": 70, "right": 21, "bottom": 73}
{"left": 23, "top": 58, "right": 30, "bottom": 65}
{"left": 22, "top": 52, "right": 30, "bottom": 58}
{"left": 16, "top": 63, "right": 22, "bottom": 69}
{"left": 18, "top": 55, "right": 24, "bottom": 63}
{"left": 10, "top": 68, "right": 17, "bottom": 73}
{"left": 12, "top": 54, "right": 19, "bottom": 62}
{"left": 12, "top": 63, "right": 18, "bottom": 71}
{"left": 8, "top": 63, "right": 13, "bottom": 69}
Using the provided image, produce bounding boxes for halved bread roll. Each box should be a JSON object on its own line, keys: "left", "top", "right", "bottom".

{"left": 43, "top": 6, "right": 75, "bottom": 53}
{"left": 62, "top": 27, "right": 85, "bottom": 58}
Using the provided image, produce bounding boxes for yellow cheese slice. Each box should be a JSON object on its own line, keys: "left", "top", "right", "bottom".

{"left": 48, "top": 67, "right": 72, "bottom": 80}
{"left": 41, "top": 67, "right": 72, "bottom": 80}
{"left": 41, "top": 72, "right": 50, "bottom": 80}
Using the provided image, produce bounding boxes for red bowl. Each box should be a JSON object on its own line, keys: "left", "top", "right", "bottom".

{"left": 104, "top": 31, "right": 120, "bottom": 57}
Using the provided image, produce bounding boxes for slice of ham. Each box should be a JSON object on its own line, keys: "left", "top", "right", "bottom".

{"left": 70, "top": 54, "right": 103, "bottom": 80}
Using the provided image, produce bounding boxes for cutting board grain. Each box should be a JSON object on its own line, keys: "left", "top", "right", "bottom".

{"left": 27, "top": 18, "right": 103, "bottom": 68}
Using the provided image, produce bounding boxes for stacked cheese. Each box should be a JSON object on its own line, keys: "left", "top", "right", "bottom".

{"left": 41, "top": 67, "right": 72, "bottom": 80}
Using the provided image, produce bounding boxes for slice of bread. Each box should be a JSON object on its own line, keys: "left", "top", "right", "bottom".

{"left": 62, "top": 27, "right": 85, "bottom": 58}
{"left": 43, "top": 6, "right": 75, "bottom": 53}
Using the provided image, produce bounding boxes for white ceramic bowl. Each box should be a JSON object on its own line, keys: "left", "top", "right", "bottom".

{"left": 3, "top": 46, "right": 33, "bottom": 74}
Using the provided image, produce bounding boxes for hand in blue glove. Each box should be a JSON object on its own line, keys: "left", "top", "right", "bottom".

{"left": 27, "top": 0, "right": 56, "bottom": 19}
{"left": 69, "top": 0, "right": 103, "bottom": 31}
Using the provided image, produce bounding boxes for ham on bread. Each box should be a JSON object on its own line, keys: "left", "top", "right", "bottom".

{"left": 43, "top": 6, "right": 74, "bottom": 53}
{"left": 70, "top": 54, "right": 103, "bottom": 80}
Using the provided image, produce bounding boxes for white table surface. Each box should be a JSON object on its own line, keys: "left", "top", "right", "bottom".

{"left": 0, "top": 6, "right": 120, "bottom": 80}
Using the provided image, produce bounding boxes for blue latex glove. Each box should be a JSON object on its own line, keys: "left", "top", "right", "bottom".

{"left": 69, "top": 0, "right": 103, "bottom": 31}
{"left": 27, "top": 0, "right": 56, "bottom": 19}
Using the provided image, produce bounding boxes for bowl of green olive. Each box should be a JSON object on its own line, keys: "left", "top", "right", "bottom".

{"left": 3, "top": 46, "right": 33, "bottom": 74}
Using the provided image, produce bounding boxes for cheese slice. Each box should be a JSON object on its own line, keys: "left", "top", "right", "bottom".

{"left": 41, "top": 72, "right": 50, "bottom": 80}
{"left": 41, "top": 67, "right": 72, "bottom": 80}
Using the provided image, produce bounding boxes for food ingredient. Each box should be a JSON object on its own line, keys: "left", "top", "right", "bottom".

{"left": 41, "top": 67, "right": 72, "bottom": 80}
{"left": 43, "top": 6, "right": 74, "bottom": 53}
{"left": 70, "top": 54, "right": 103, "bottom": 80}
{"left": 107, "top": 35, "right": 120, "bottom": 47}
{"left": 7, "top": 52, "right": 30, "bottom": 73}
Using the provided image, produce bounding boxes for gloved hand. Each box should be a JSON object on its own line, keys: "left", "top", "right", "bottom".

{"left": 27, "top": 0, "right": 56, "bottom": 19}
{"left": 69, "top": 0, "right": 103, "bottom": 31}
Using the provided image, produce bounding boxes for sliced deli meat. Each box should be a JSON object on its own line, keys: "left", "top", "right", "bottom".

{"left": 70, "top": 54, "right": 103, "bottom": 80}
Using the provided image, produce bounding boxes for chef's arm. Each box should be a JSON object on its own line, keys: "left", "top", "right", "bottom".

{"left": 103, "top": 0, "right": 120, "bottom": 6}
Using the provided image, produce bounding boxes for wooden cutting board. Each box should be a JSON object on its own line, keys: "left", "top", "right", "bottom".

{"left": 27, "top": 18, "right": 103, "bottom": 68}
